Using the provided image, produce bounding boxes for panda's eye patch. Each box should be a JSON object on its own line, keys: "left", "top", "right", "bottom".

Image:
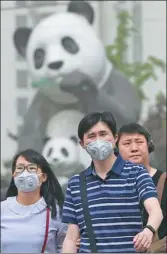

{"left": 61, "top": 148, "right": 69, "bottom": 157}
{"left": 34, "top": 48, "right": 45, "bottom": 69}
{"left": 61, "top": 36, "right": 79, "bottom": 54}
{"left": 70, "top": 136, "right": 78, "bottom": 144}
{"left": 47, "top": 148, "right": 53, "bottom": 157}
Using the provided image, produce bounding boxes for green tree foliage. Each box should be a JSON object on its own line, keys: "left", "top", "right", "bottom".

{"left": 106, "top": 10, "right": 166, "bottom": 101}
{"left": 144, "top": 92, "right": 166, "bottom": 172}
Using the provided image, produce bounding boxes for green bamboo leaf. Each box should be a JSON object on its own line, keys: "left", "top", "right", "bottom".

{"left": 156, "top": 91, "right": 166, "bottom": 104}
{"left": 148, "top": 56, "right": 166, "bottom": 71}
{"left": 139, "top": 62, "right": 153, "bottom": 72}
{"left": 162, "top": 119, "right": 166, "bottom": 129}
{"left": 106, "top": 45, "right": 116, "bottom": 52}
{"left": 150, "top": 72, "right": 158, "bottom": 80}
{"left": 135, "top": 89, "right": 148, "bottom": 101}
{"left": 135, "top": 72, "right": 153, "bottom": 87}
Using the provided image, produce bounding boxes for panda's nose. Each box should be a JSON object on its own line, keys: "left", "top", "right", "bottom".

{"left": 53, "top": 158, "right": 59, "bottom": 163}
{"left": 48, "top": 61, "right": 63, "bottom": 70}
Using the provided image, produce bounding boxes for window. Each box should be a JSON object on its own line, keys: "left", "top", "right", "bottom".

{"left": 15, "top": 1, "right": 27, "bottom": 8}
{"left": 16, "top": 69, "right": 28, "bottom": 88}
{"left": 30, "top": 1, "right": 58, "bottom": 6}
{"left": 17, "top": 97, "right": 28, "bottom": 117}
{"left": 16, "top": 15, "right": 27, "bottom": 27}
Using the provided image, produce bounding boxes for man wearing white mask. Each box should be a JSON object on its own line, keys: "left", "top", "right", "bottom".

{"left": 62, "top": 111, "right": 163, "bottom": 253}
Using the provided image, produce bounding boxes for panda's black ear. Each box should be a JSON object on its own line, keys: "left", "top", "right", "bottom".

{"left": 43, "top": 137, "right": 50, "bottom": 145}
{"left": 67, "top": 1, "right": 94, "bottom": 24}
{"left": 13, "top": 27, "right": 32, "bottom": 57}
{"left": 70, "top": 136, "right": 78, "bottom": 145}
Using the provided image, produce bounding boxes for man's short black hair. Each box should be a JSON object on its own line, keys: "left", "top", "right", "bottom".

{"left": 78, "top": 111, "right": 117, "bottom": 141}
{"left": 117, "top": 122, "right": 151, "bottom": 145}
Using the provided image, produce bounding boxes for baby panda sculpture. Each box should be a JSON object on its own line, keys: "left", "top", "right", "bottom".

{"left": 42, "top": 136, "right": 87, "bottom": 190}
{"left": 42, "top": 109, "right": 91, "bottom": 190}
{"left": 43, "top": 109, "right": 91, "bottom": 168}
{"left": 13, "top": 1, "right": 141, "bottom": 153}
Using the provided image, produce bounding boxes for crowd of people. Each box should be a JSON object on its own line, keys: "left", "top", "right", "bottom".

{"left": 1, "top": 111, "right": 166, "bottom": 253}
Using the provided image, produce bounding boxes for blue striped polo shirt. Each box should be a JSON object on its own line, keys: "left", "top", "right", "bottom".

{"left": 62, "top": 155, "right": 157, "bottom": 253}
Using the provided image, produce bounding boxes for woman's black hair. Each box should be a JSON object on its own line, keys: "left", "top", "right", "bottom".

{"left": 6, "top": 149, "right": 64, "bottom": 218}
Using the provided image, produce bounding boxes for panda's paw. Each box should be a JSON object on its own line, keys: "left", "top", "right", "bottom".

{"left": 60, "top": 71, "right": 98, "bottom": 97}
{"left": 61, "top": 71, "right": 88, "bottom": 87}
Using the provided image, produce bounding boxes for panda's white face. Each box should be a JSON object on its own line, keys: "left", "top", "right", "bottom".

{"left": 26, "top": 13, "right": 107, "bottom": 103}
{"left": 42, "top": 136, "right": 79, "bottom": 177}
{"left": 45, "top": 110, "right": 91, "bottom": 169}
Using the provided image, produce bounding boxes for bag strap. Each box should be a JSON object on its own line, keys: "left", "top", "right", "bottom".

{"left": 79, "top": 172, "right": 97, "bottom": 253}
{"left": 156, "top": 172, "right": 166, "bottom": 204}
{"left": 153, "top": 172, "right": 166, "bottom": 242}
{"left": 41, "top": 207, "right": 50, "bottom": 253}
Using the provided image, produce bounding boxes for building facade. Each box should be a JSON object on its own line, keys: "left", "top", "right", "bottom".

{"left": 1, "top": 1, "right": 166, "bottom": 175}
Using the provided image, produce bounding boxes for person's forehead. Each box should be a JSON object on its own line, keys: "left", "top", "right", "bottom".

{"left": 86, "top": 122, "right": 111, "bottom": 134}
{"left": 119, "top": 132, "right": 146, "bottom": 141}
{"left": 16, "top": 156, "right": 29, "bottom": 164}
{"left": 16, "top": 156, "right": 36, "bottom": 166}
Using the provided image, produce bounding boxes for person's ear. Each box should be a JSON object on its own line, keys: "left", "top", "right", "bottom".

{"left": 12, "top": 172, "right": 16, "bottom": 178}
{"left": 41, "top": 173, "right": 47, "bottom": 182}
{"left": 114, "top": 134, "right": 118, "bottom": 145}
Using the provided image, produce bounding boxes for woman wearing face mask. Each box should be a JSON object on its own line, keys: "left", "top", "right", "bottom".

{"left": 1, "top": 149, "right": 67, "bottom": 253}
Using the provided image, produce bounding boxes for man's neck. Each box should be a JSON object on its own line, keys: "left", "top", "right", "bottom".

{"left": 147, "top": 165, "right": 157, "bottom": 177}
{"left": 143, "top": 161, "right": 157, "bottom": 177}
{"left": 93, "top": 153, "right": 117, "bottom": 179}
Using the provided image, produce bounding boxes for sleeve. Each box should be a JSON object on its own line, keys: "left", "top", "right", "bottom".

{"left": 136, "top": 165, "right": 158, "bottom": 203}
{"left": 56, "top": 222, "right": 68, "bottom": 253}
{"left": 62, "top": 181, "right": 78, "bottom": 225}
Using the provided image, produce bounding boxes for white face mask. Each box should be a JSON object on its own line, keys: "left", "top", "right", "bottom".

{"left": 14, "top": 170, "right": 42, "bottom": 192}
{"left": 86, "top": 139, "right": 114, "bottom": 161}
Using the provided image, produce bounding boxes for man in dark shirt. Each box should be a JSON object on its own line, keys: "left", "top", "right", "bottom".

{"left": 116, "top": 122, "right": 166, "bottom": 252}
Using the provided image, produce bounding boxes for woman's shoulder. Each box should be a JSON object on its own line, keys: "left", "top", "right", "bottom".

{"left": 1, "top": 199, "right": 7, "bottom": 210}
{"left": 1, "top": 197, "right": 15, "bottom": 212}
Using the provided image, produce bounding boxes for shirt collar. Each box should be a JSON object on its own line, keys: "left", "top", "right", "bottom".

{"left": 84, "top": 155, "right": 125, "bottom": 176}
{"left": 6, "top": 196, "right": 47, "bottom": 216}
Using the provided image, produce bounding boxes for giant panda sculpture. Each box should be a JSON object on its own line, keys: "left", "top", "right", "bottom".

{"left": 13, "top": 1, "right": 141, "bottom": 153}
